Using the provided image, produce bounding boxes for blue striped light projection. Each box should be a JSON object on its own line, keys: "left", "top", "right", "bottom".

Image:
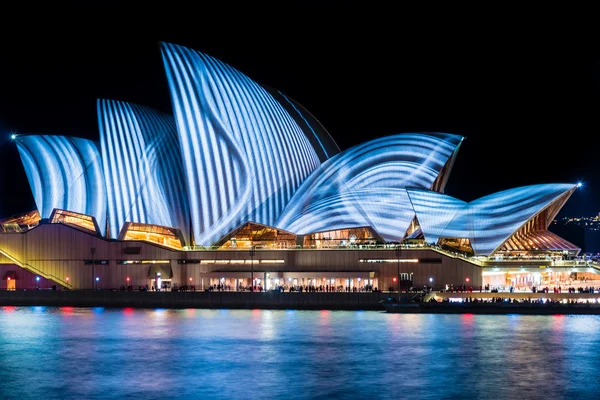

{"left": 407, "top": 184, "right": 578, "bottom": 255}
{"left": 262, "top": 86, "right": 341, "bottom": 162}
{"left": 276, "top": 133, "right": 464, "bottom": 242}
{"left": 161, "top": 42, "right": 323, "bottom": 246}
{"left": 98, "top": 99, "right": 190, "bottom": 242}
{"left": 15, "top": 135, "right": 107, "bottom": 236}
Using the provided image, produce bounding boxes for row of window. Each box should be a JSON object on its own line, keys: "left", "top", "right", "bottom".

{"left": 82, "top": 259, "right": 286, "bottom": 265}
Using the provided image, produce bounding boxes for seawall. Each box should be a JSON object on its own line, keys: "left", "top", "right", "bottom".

{"left": 0, "top": 290, "right": 400, "bottom": 310}
{"left": 382, "top": 301, "right": 600, "bottom": 315}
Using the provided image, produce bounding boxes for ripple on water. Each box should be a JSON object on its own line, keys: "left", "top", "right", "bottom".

{"left": 0, "top": 308, "right": 598, "bottom": 399}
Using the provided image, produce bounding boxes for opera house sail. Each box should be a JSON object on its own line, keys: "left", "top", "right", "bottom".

{"left": 97, "top": 99, "right": 190, "bottom": 242}
{"left": 260, "top": 86, "right": 341, "bottom": 162}
{"left": 407, "top": 184, "right": 578, "bottom": 256}
{"left": 276, "top": 133, "right": 463, "bottom": 243}
{"left": 2, "top": 41, "right": 588, "bottom": 292}
{"left": 161, "top": 42, "right": 327, "bottom": 246}
{"left": 5, "top": 41, "right": 580, "bottom": 260}
{"left": 15, "top": 135, "right": 107, "bottom": 236}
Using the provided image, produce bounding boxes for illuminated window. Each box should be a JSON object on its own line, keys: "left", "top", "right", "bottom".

{"left": 51, "top": 209, "right": 98, "bottom": 234}
{"left": 304, "top": 227, "right": 379, "bottom": 248}
{"left": 119, "top": 222, "right": 185, "bottom": 250}
{"left": 359, "top": 259, "right": 419, "bottom": 263}
{"left": 0, "top": 210, "right": 41, "bottom": 233}
{"left": 216, "top": 222, "right": 296, "bottom": 249}
{"left": 438, "top": 237, "right": 474, "bottom": 256}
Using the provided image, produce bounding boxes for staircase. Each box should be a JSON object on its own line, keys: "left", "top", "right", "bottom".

{"left": 0, "top": 248, "right": 72, "bottom": 289}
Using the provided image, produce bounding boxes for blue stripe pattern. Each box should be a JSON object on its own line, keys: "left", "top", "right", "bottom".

{"left": 12, "top": 44, "right": 578, "bottom": 256}
{"left": 98, "top": 99, "right": 190, "bottom": 242}
{"left": 262, "top": 86, "right": 341, "bottom": 162}
{"left": 407, "top": 184, "right": 578, "bottom": 255}
{"left": 276, "top": 133, "right": 463, "bottom": 242}
{"left": 15, "top": 135, "right": 107, "bottom": 236}
{"left": 161, "top": 42, "right": 322, "bottom": 246}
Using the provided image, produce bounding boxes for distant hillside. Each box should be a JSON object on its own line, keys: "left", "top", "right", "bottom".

{"left": 549, "top": 222, "right": 600, "bottom": 253}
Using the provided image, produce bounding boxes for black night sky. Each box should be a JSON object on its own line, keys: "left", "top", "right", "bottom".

{"left": 1, "top": 4, "right": 599, "bottom": 224}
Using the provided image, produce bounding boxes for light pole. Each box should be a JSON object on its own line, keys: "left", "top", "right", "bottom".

{"left": 91, "top": 247, "right": 96, "bottom": 290}
{"left": 396, "top": 245, "right": 401, "bottom": 297}
{"left": 250, "top": 244, "right": 255, "bottom": 292}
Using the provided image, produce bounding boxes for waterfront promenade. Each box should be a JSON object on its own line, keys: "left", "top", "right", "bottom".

{"left": 3, "top": 288, "right": 600, "bottom": 312}
{"left": 0, "top": 289, "right": 397, "bottom": 310}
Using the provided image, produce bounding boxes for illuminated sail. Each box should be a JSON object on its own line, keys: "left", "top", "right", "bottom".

{"left": 277, "top": 133, "right": 464, "bottom": 242}
{"left": 161, "top": 42, "right": 323, "bottom": 246}
{"left": 98, "top": 99, "right": 190, "bottom": 242}
{"left": 408, "top": 183, "right": 578, "bottom": 255}
{"left": 15, "top": 135, "right": 107, "bottom": 235}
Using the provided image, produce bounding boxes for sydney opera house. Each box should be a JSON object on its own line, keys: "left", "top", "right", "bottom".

{"left": 0, "top": 42, "right": 590, "bottom": 292}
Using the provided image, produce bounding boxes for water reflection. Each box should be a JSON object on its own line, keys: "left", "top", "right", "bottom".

{"left": 0, "top": 308, "right": 599, "bottom": 399}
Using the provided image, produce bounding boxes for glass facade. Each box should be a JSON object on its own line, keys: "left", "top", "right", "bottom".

{"left": 216, "top": 223, "right": 296, "bottom": 249}
{"left": 303, "top": 227, "right": 379, "bottom": 248}
{"left": 0, "top": 210, "right": 40, "bottom": 233}
{"left": 50, "top": 209, "right": 99, "bottom": 234}
{"left": 120, "top": 222, "right": 185, "bottom": 250}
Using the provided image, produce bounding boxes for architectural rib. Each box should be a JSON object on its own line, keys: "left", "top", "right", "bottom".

{"left": 276, "top": 133, "right": 464, "bottom": 242}
{"left": 407, "top": 183, "right": 578, "bottom": 256}
{"left": 97, "top": 99, "right": 190, "bottom": 242}
{"left": 15, "top": 135, "right": 107, "bottom": 236}
{"left": 262, "top": 86, "right": 340, "bottom": 162}
{"left": 161, "top": 42, "right": 322, "bottom": 246}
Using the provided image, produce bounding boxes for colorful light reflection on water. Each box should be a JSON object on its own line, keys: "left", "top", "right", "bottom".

{"left": 0, "top": 308, "right": 599, "bottom": 399}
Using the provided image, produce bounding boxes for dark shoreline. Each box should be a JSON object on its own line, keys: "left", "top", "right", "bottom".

{"left": 0, "top": 290, "right": 395, "bottom": 311}
{"left": 382, "top": 301, "right": 600, "bottom": 315}
{"left": 3, "top": 291, "right": 600, "bottom": 314}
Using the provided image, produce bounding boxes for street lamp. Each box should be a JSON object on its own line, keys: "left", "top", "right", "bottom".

{"left": 250, "top": 245, "right": 255, "bottom": 291}
{"left": 396, "top": 245, "right": 401, "bottom": 296}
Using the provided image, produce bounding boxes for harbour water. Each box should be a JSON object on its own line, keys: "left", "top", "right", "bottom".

{"left": 1, "top": 306, "right": 599, "bottom": 399}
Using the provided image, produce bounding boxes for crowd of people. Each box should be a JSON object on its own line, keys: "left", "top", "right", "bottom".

{"left": 203, "top": 283, "right": 380, "bottom": 293}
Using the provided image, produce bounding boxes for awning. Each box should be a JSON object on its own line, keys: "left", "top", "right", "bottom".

{"left": 148, "top": 265, "right": 173, "bottom": 279}
{"left": 3, "top": 271, "right": 16, "bottom": 280}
